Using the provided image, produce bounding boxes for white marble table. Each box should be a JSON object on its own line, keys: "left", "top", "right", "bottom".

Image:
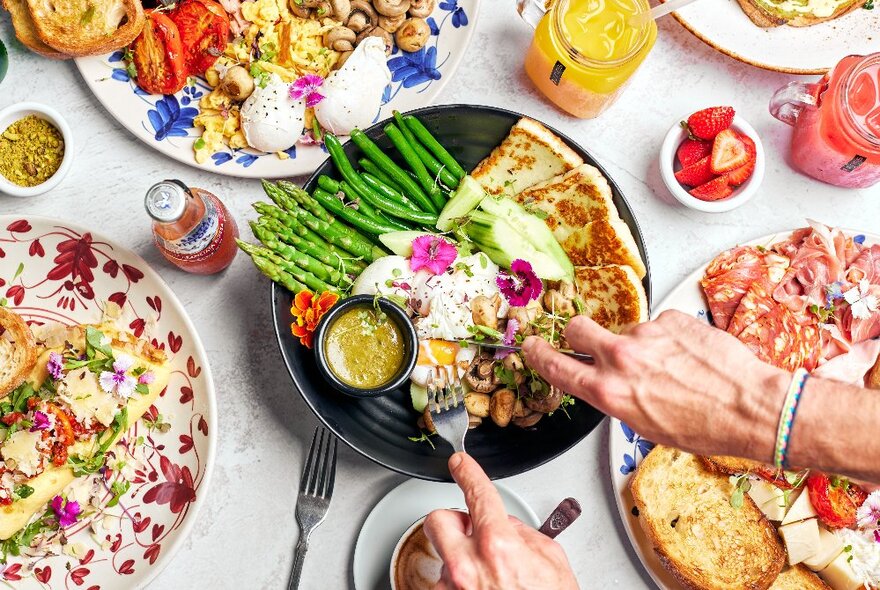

{"left": 1, "top": 4, "right": 878, "bottom": 589}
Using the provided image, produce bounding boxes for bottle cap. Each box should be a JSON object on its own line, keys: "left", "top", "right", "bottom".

{"left": 145, "top": 179, "right": 189, "bottom": 222}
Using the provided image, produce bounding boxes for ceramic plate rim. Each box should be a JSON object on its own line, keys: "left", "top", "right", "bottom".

{"left": 0, "top": 214, "right": 218, "bottom": 590}
{"left": 608, "top": 226, "right": 880, "bottom": 590}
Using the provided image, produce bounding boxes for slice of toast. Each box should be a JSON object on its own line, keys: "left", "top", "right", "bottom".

{"left": 471, "top": 117, "right": 584, "bottom": 197}
{"left": 26, "top": 0, "right": 145, "bottom": 57}
{"left": 513, "top": 164, "right": 646, "bottom": 279}
{"left": 769, "top": 565, "right": 830, "bottom": 589}
{"left": 2, "top": 0, "right": 69, "bottom": 59}
{"left": 737, "top": 0, "right": 865, "bottom": 27}
{"left": 867, "top": 352, "right": 880, "bottom": 390}
{"left": 572, "top": 265, "right": 647, "bottom": 333}
{"left": 0, "top": 307, "right": 38, "bottom": 397}
{"left": 631, "top": 445, "right": 786, "bottom": 590}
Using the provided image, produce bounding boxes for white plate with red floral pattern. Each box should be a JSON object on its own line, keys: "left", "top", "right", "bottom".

{"left": 608, "top": 228, "right": 879, "bottom": 589}
{"left": 0, "top": 216, "right": 216, "bottom": 589}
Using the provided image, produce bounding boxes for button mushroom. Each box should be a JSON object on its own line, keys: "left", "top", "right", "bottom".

{"left": 395, "top": 17, "right": 431, "bottom": 52}
{"left": 289, "top": 0, "right": 312, "bottom": 18}
{"left": 489, "top": 388, "right": 516, "bottom": 428}
{"left": 508, "top": 301, "right": 541, "bottom": 336}
{"left": 346, "top": 0, "right": 378, "bottom": 33}
{"left": 525, "top": 384, "right": 563, "bottom": 414}
{"left": 420, "top": 407, "right": 436, "bottom": 433}
{"left": 468, "top": 414, "right": 482, "bottom": 429}
{"left": 335, "top": 50, "right": 353, "bottom": 68}
{"left": 471, "top": 293, "right": 501, "bottom": 331}
{"left": 357, "top": 26, "right": 393, "bottom": 53}
{"left": 407, "top": 0, "right": 435, "bottom": 17}
{"left": 464, "top": 392, "right": 490, "bottom": 418}
{"left": 325, "top": 26, "right": 356, "bottom": 51}
{"left": 329, "top": 0, "right": 351, "bottom": 20}
{"left": 465, "top": 355, "right": 499, "bottom": 393}
{"left": 218, "top": 65, "right": 255, "bottom": 101}
{"left": 378, "top": 12, "right": 406, "bottom": 32}
{"left": 373, "top": 0, "right": 410, "bottom": 17}
{"left": 513, "top": 410, "right": 543, "bottom": 429}
{"left": 501, "top": 352, "right": 526, "bottom": 386}
{"left": 543, "top": 282, "right": 576, "bottom": 317}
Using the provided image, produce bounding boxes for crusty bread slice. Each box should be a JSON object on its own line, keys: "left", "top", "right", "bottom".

{"left": 701, "top": 455, "right": 789, "bottom": 484}
{"left": 737, "top": 0, "right": 865, "bottom": 27}
{"left": 631, "top": 445, "right": 785, "bottom": 590}
{"left": 26, "top": 0, "right": 145, "bottom": 57}
{"left": 513, "top": 164, "right": 646, "bottom": 279}
{"left": 572, "top": 265, "right": 647, "bottom": 334}
{"left": 0, "top": 307, "right": 38, "bottom": 398}
{"left": 867, "top": 352, "right": 880, "bottom": 390}
{"left": 736, "top": 0, "right": 786, "bottom": 27}
{"left": 769, "top": 565, "right": 830, "bottom": 589}
{"left": 471, "top": 117, "right": 584, "bottom": 196}
{"left": 2, "top": 0, "right": 69, "bottom": 59}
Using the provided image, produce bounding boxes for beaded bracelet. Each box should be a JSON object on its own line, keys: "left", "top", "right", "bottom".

{"left": 774, "top": 368, "right": 810, "bottom": 470}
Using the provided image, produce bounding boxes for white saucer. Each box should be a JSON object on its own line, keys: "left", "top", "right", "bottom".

{"left": 353, "top": 478, "right": 540, "bottom": 590}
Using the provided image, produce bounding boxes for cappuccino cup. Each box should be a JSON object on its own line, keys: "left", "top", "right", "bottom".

{"left": 390, "top": 513, "right": 458, "bottom": 590}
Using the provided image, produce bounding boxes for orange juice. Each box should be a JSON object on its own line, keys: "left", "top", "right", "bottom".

{"left": 523, "top": 0, "right": 656, "bottom": 118}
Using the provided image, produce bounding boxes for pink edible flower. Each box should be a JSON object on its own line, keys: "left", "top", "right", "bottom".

{"left": 410, "top": 235, "right": 457, "bottom": 275}
{"left": 289, "top": 74, "right": 326, "bottom": 108}
{"left": 51, "top": 495, "right": 81, "bottom": 528}
{"left": 493, "top": 318, "right": 520, "bottom": 360}
{"left": 496, "top": 259, "right": 542, "bottom": 307}
{"left": 857, "top": 490, "right": 880, "bottom": 529}
{"left": 47, "top": 352, "right": 64, "bottom": 380}
{"left": 138, "top": 371, "right": 155, "bottom": 385}
{"left": 99, "top": 354, "right": 136, "bottom": 399}
{"left": 29, "top": 411, "right": 50, "bottom": 432}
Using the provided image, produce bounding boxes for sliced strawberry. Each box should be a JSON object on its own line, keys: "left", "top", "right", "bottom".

{"left": 689, "top": 176, "right": 733, "bottom": 201}
{"left": 711, "top": 129, "right": 749, "bottom": 174}
{"left": 739, "top": 133, "right": 757, "bottom": 158}
{"left": 674, "top": 156, "right": 716, "bottom": 187}
{"left": 727, "top": 159, "right": 756, "bottom": 186}
{"left": 677, "top": 138, "right": 713, "bottom": 167}
{"left": 686, "top": 106, "right": 735, "bottom": 140}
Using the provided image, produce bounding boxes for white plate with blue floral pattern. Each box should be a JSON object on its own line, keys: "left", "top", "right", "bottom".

{"left": 608, "top": 228, "right": 879, "bottom": 590}
{"left": 73, "top": 0, "right": 478, "bottom": 178}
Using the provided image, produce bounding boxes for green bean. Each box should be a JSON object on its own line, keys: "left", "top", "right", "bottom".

{"left": 393, "top": 111, "right": 459, "bottom": 189}
{"left": 348, "top": 129, "right": 438, "bottom": 214}
{"left": 344, "top": 178, "right": 438, "bottom": 225}
{"left": 337, "top": 180, "right": 413, "bottom": 230}
{"left": 401, "top": 114, "right": 467, "bottom": 180}
{"left": 359, "top": 158, "right": 404, "bottom": 193}
{"left": 322, "top": 135, "right": 398, "bottom": 223}
{"left": 361, "top": 173, "right": 420, "bottom": 212}
{"left": 312, "top": 187, "right": 401, "bottom": 235}
{"left": 383, "top": 123, "right": 444, "bottom": 210}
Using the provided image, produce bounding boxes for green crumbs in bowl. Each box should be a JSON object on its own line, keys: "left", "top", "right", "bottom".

{"left": 0, "top": 115, "right": 65, "bottom": 187}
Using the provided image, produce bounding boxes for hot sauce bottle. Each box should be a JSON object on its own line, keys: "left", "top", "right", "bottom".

{"left": 145, "top": 179, "right": 239, "bottom": 274}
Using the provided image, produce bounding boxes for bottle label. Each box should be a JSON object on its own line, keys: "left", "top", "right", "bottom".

{"left": 550, "top": 61, "right": 565, "bottom": 86}
{"left": 157, "top": 195, "right": 227, "bottom": 263}
{"left": 841, "top": 155, "right": 867, "bottom": 173}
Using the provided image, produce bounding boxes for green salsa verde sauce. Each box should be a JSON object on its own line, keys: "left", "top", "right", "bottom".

{"left": 324, "top": 305, "right": 405, "bottom": 389}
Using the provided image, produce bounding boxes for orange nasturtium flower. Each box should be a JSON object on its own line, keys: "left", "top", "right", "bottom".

{"left": 290, "top": 290, "right": 340, "bottom": 348}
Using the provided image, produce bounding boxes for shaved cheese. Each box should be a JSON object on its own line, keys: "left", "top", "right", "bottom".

{"left": 833, "top": 528, "right": 880, "bottom": 589}
{"left": 59, "top": 368, "right": 121, "bottom": 428}
{"left": 1, "top": 430, "right": 44, "bottom": 477}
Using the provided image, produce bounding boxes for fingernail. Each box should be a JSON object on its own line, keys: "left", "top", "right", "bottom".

{"left": 449, "top": 453, "right": 464, "bottom": 471}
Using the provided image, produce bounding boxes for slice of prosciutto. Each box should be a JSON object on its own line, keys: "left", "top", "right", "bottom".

{"left": 701, "top": 246, "right": 765, "bottom": 331}
{"left": 813, "top": 339, "right": 880, "bottom": 387}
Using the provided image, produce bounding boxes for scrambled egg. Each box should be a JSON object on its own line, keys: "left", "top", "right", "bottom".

{"left": 193, "top": 0, "right": 342, "bottom": 164}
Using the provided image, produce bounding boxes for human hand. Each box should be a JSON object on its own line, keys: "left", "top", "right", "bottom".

{"left": 522, "top": 310, "right": 789, "bottom": 464}
{"left": 422, "top": 453, "right": 579, "bottom": 590}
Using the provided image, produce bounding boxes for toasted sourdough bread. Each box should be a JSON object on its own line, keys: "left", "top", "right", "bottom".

{"left": 513, "top": 164, "right": 646, "bottom": 279}
{"left": 737, "top": 0, "right": 866, "bottom": 27}
{"left": 0, "top": 307, "right": 38, "bottom": 398}
{"left": 769, "top": 565, "right": 831, "bottom": 589}
{"left": 867, "top": 352, "right": 880, "bottom": 389}
{"left": 471, "top": 118, "right": 584, "bottom": 197}
{"left": 572, "top": 265, "right": 647, "bottom": 333}
{"left": 631, "top": 445, "right": 785, "bottom": 590}
{"left": 2, "top": 0, "right": 68, "bottom": 58}
{"left": 26, "top": 0, "right": 145, "bottom": 57}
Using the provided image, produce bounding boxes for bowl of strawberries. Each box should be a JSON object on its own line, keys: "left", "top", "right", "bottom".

{"left": 660, "top": 106, "right": 764, "bottom": 213}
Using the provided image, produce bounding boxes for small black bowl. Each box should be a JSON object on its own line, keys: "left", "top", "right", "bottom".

{"left": 312, "top": 295, "right": 419, "bottom": 398}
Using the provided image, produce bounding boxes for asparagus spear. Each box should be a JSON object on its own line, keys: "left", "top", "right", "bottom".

{"left": 249, "top": 254, "right": 308, "bottom": 294}
{"left": 239, "top": 233, "right": 348, "bottom": 287}
{"left": 238, "top": 241, "right": 340, "bottom": 294}
{"left": 253, "top": 219, "right": 367, "bottom": 274}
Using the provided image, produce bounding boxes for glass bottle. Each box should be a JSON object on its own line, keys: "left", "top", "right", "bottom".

{"left": 145, "top": 179, "right": 239, "bottom": 274}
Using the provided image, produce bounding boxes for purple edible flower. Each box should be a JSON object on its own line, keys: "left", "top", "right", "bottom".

{"left": 496, "top": 259, "right": 543, "bottom": 307}
{"left": 29, "top": 411, "right": 50, "bottom": 432}
{"left": 138, "top": 371, "right": 155, "bottom": 385}
{"left": 47, "top": 352, "right": 64, "bottom": 380}
{"left": 99, "top": 354, "right": 136, "bottom": 399}
{"left": 493, "top": 318, "right": 520, "bottom": 360}
{"left": 289, "top": 74, "right": 326, "bottom": 108}
{"left": 51, "top": 495, "right": 81, "bottom": 528}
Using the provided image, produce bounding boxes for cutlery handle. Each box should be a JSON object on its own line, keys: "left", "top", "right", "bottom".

{"left": 538, "top": 497, "right": 582, "bottom": 539}
{"left": 287, "top": 537, "right": 309, "bottom": 590}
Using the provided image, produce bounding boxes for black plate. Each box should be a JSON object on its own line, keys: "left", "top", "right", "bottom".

{"left": 271, "top": 104, "right": 652, "bottom": 481}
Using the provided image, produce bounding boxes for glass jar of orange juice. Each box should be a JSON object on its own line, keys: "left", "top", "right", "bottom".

{"left": 519, "top": 0, "right": 657, "bottom": 119}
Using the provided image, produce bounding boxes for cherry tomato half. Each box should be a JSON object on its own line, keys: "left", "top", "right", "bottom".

{"left": 807, "top": 472, "right": 868, "bottom": 529}
{"left": 132, "top": 11, "right": 187, "bottom": 95}
{"left": 170, "top": 0, "right": 230, "bottom": 75}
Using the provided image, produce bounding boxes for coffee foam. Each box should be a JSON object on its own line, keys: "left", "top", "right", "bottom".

{"left": 392, "top": 523, "right": 444, "bottom": 590}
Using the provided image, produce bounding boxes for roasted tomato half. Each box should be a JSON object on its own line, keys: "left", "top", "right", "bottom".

{"left": 170, "top": 0, "right": 230, "bottom": 75}
{"left": 132, "top": 11, "right": 187, "bottom": 95}
{"left": 807, "top": 472, "right": 868, "bottom": 529}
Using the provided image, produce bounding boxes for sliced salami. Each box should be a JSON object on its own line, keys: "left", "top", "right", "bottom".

{"left": 701, "top": 246, "right": 765, "bottom": 331}
{"left": 737, "top": 304, "right": 820, "bottom": 372}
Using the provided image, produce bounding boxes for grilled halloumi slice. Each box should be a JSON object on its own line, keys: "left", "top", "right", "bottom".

{"left": 471, "top": 117, "right": 584, "bottom": 196}
{"left": 573, "top": 264, "right": 647, "bottom": 334}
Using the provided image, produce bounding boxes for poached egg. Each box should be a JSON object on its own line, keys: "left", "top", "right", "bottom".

{"left": 240, "top": 74, "right": 305, "bottom": 153}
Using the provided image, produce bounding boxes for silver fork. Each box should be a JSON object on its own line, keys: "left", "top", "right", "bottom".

{"left": 288, "top": 427, "right": 337, "bottom": 590}
{"left": 428, "top": 367, "right": 469, "bottom": 453}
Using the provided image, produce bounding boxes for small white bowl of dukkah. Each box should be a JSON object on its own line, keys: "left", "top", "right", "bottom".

{"left": 0, "top": 102, "right": 72, "bottom": 198}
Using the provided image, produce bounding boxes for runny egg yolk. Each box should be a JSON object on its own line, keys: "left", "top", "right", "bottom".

{"left": 417, "top": 340, "right": 459, "bottom": 367}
